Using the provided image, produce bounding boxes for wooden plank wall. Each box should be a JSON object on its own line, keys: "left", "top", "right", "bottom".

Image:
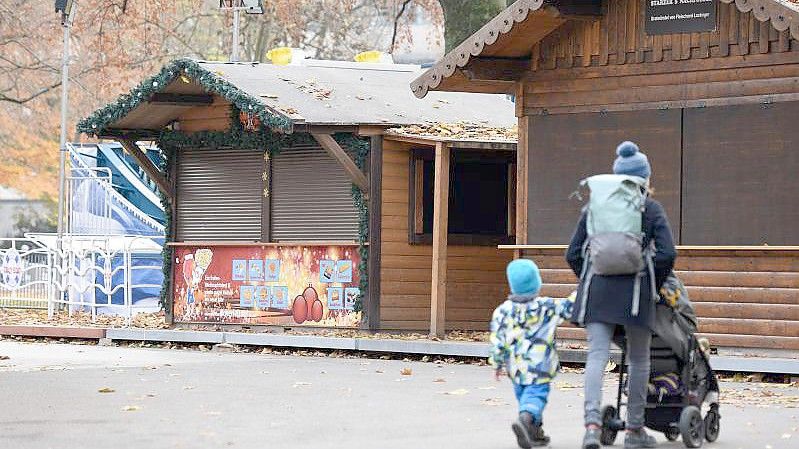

{"left": 380, "top": 139, "right": 513, "bottom": 331}
{"left": 532, "top": 1, "right": 795, "bottom": 70}
{"left": 177, "top": 97, "right": 231, "bottom": 132}
{"left": 522, "top": 1, "right": 799, "bottom": 115}
{"left": 521, "top": 247, "right": 799, "bottom": 351}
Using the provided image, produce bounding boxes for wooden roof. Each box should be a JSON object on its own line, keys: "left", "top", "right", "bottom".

{"left": 411, "top": 0, "right": 799, "bottom": 98}
{"left": 79, "top": 59, "right": 516, "bottom": 137}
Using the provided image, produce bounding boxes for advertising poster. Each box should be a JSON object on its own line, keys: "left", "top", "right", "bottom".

{"left": 173, "top": 245, "right": 361, "bottom": 327}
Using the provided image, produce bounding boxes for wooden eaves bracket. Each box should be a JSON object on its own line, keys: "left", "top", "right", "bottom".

{"left": 311, "top": 133, "right": 370, "bottom": 194}
{"left": 117, "top": 138, "right": 174, "bottom": 201}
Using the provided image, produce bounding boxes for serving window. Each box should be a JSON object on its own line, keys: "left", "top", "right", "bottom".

{"left": 409, "top": 148, "right": 516, "bottom": 246}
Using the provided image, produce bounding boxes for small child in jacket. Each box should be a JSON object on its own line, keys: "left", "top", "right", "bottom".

{"left": 489, "top": 259, "right": 574, "bottom": 449}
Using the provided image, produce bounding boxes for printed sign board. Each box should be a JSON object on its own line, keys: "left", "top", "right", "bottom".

{"left": 173, "top": 245, "right": 361, "bottom": 327}
{"left": 646, "top": 0, "right": 717, "bottom": 35}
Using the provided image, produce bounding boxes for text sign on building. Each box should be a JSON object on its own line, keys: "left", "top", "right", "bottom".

{"left": 646, "top": 0, "right": 717, "bottom": 35}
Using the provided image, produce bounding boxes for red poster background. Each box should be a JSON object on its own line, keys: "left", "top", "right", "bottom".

{"left": 173, "top": 245, "right": 361, "bottom": 326}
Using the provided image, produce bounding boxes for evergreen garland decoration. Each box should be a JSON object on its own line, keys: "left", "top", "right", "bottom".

{"left": 333, "top": 133, "right": 370, "bottom": 314}
{"left": 77, "top": 58, "right": 293, "bottom": 137}
{"left": 158, "top": 171, "right": 173, "bottom": 311}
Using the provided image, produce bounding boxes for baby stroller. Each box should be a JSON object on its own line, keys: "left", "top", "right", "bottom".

{"left": 599, "top": 275, "right": 721, "bottom": 448}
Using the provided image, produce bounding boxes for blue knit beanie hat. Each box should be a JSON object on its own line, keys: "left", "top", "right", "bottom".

{"left": 506, "top": 259, "right": 542, "bottom": 295}
{"left": 613, "top": 141, "right": 651, "bottom": 179}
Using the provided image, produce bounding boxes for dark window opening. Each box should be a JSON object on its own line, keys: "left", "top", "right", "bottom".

{"left": 411, "top": 149, "right": 515, "bottom": 246}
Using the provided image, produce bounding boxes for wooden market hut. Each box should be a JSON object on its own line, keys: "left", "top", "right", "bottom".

{"left": 77, "top": 58, "right": 516, "bottom": 332}
{"left": 412, "top": 0, "right": 799, "bottom": 352}
{"left": 377, "top": 125, "right": 518, "bottom": 334}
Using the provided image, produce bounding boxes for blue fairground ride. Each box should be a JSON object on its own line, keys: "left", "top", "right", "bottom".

{"left": 32, "top": 142, "right": 168, "bottom": 315}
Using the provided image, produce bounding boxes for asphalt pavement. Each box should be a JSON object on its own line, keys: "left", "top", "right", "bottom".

{"left": 0, "top": 340, "right": 796, "bottom": 449}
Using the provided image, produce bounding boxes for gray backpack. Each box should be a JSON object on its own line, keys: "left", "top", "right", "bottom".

{"left": 576, "top": 174, "right": 656, "bottom": 324}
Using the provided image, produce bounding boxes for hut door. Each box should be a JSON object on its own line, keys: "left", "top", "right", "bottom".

{"left": 527, "top": 109, "right": 682, "bottom": 244}
{"left": 682, "top": 102, "right": 799, "bottom": 245}
{"left": 175, "top": 148, "right": 265, "bottom": 242}
{"left": 270, "top": 141, "right": 359, "bottom": 242}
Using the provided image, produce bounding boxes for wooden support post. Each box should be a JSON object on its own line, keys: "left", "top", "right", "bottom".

{"left": 430, "top": 142, "right": 450, "bottom": 337}
{"left": 366, "top": 135, "right": 383, "bottom": 331}
{"left": 311, "top": 133, "right": 370, "bottom": 193}
{"left": 118, "top": 138, "right": 173, "bottom": 200}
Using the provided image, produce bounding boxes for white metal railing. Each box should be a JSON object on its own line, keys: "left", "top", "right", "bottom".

{"left": 0, "top": 238, "right": 54, "bottom": 309}
{"left": 0, "top": 235, "right": 163, "bottom": 322}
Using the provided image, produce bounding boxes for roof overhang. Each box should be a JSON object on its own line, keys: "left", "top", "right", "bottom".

{"left": 412, "top": 0, "right": 799, "bottom": 98}
{"left": 411, "top": 0, "right": 603, "bottom": 98}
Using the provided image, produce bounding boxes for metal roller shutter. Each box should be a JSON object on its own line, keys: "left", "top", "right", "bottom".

{"left": 176, "top": 148, "right": 264, "bottom": 242}
{"left": 271, "top": 142, "right": 359, "bottom": 242}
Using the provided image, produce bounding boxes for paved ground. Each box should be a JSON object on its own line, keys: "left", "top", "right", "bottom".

{"left": 0, "top": 341, "right": 797, "bottom": 449}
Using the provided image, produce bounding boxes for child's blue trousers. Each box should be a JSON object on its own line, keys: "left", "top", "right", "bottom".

{"left": 513, "top": 382, "right": 551, "bottom": 424}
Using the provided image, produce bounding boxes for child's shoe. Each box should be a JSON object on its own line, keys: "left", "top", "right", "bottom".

{"left": 582, "top": 427, "right": 601, "bottom": 449}
{"left": 624, "top": 428, "right": 657, "bottom": 448}
{"left": 527, "top": 422, "right": 550, "bottom": 447}
{"left": 511, "top": 412, "right": 534, "bottom": 449}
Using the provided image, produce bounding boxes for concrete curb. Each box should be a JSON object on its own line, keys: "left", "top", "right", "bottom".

{"left": 3, "top": 326, "right": 799, "bottom": 374}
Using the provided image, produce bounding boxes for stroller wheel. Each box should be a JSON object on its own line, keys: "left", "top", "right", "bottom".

{"left": 664, "top": 427, "right": 680, "bottom": 441}
{"left": 600, "top": 405, "right": 619, "bottom": 446}
{"left": 679, "top": 406, "right": 704, "bottom": 448}
{"left": 704, "top": 406, "right": 720, "bottom": 442}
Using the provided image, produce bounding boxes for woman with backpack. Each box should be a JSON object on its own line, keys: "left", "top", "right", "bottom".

{"left": 566, "top": 141, "right": 677, "bottom": 449}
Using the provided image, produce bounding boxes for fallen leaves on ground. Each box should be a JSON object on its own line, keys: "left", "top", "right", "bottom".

{"left": 482, "top": 398, "right": 508, "bottom": 406}
{"left": 97, "top": 387, "right": 115, "bottom": 393}
{"left": 443, "top": 389, "right": 469, "bottom": 396}
{"left": 723, "top": 385, "right": 799, "bottom": 409}
{"left": 400, "top": 367, "right": 413, "bottom": 376}
{"left": 0, "top": 309, "right": 167, "bottom": 329}
{"left": 122, "top": 405, "right": 141, "bottom": 412}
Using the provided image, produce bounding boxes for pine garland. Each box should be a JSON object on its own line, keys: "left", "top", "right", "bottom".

{"left": 334, "top": 133, "right": 370, "bottom": 313}
{"left": 77, "top": 58, "right": 293, "bottom": 137}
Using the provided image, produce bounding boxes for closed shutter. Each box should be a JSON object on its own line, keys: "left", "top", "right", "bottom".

{"left": 271, "top": 142, "right": 359, "bottom": 242}
{"left": 176, "top": 148, "right": 264, "bottom": 242}
{"left": 527, "top": 110, "right": 682, "bottom": 244}
{"left": 682, "top": 102, "right": 799, "bottom": 245}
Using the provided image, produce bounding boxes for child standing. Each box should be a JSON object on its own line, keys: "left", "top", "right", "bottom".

{"left": 489, "top": 259, "right": 574, "bottom": 448}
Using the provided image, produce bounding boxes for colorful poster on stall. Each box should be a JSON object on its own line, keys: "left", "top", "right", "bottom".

{"left": 256, "top": 286, "right": 271, "bottom": 309}
{"left": 172, "top": 245, "right": 361, "bottom": 327}
{"left": 271, "top": 286, "right": 289, "bottom": 309}
{"left": 344, "top": 287, "right": 359, "bottom": 311}
{"left": 265, "top": 259, "right": 280, "bottom": 282}
{"left": 327, "top": 287, "right": 344, "bottom": 310}
{"left": 240, "top": 285, "right": 255, "bottom": 307}
{"left": 319, "top": 260, "right": 336, "bottom": 283}
{"left": 335, "top": 260, "right": 353, "bottom": 283}
{"left": 232, "top": 260, "right": 247, "bottom": 281}
{"left": 248, "top": 260, "right": 264, "bottom": 281}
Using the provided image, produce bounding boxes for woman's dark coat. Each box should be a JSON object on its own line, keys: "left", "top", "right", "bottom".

{"left": 566, "top": 198, "right": 677, "bottom": 329}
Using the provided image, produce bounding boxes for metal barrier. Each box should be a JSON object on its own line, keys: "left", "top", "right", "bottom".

{"left": 0, "top": 238, "right": 53, "bottom": 309}
{"left": 0, "top": 235, "right": 163, "bottom": 322}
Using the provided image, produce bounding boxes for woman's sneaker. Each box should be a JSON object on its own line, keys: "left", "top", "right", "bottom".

{"left": 582, "top": 427, "right": 601, "bottom": 449}
{"left": 624, "top": 428, "right": 657, "bottom": 448}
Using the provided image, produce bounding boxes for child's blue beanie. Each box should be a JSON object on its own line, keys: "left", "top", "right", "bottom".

{"left": 506, "top": 259, "right": 542, "bottom": 295}
{"left": 613, "top": 141, "right": 651, "bottom": 180}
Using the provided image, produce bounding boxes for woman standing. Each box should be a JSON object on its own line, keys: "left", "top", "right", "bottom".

{"left": 566, "top": 141, "right": 677, "bottom": 449}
